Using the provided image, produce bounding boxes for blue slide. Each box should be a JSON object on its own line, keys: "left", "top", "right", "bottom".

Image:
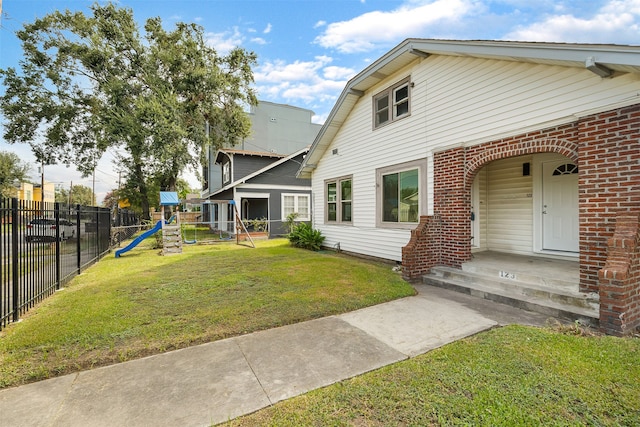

{"left": 115, "top": 220, "right": 163, "bottom": 258}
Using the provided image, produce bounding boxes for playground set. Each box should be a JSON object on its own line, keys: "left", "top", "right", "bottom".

{"left": 115, "top": 193, "right": 255, "bottom": 258}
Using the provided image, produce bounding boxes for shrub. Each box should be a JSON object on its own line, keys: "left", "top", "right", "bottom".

{"left": 288, "top": 222, "right": 325, "bottom": 251}
{"left": 285, "top": 212, "right": 299, "bottom": 234}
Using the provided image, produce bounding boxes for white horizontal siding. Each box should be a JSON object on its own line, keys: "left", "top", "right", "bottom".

{"left": 473, "top": 168, "right": 488, "bottom": 249}
{"left": 423, "top": 56, "right": 639, "bottom": 147}
{"left": 486, "top": 156, "right": 533, "bottom": 255}
{"left": 311, "top": 53, "right": 639, "bottom": 261}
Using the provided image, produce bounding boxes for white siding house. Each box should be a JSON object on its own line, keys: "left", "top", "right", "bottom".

{"left": 299, "top": 39, "right": 640, "bottom": 335}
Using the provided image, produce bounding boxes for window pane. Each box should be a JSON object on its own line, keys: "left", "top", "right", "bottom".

{"left": 328, "top": 203, "right": 337, "bottom": 221}
{"left": 376, "top": 95, "right": 389, "bottom": 110}
{"left": 399, "top": 169, "right": 419, "bottom": 222}
{"left": 395, "top": 100, "right": 409, "bottom": 117}
{"left": 298, "top": 195, "right": 309, "bottom": 218}
{"left": 382, "top": 173, "right": 399, "bottom": 222}
{"left": 375, "top": 94, "right": 389, "bottom": 126}
{"left": 394, "top": 85, "right": 409, "bottom": 117}
{"left": 342, "top": 202, "right": 352, "bottom": 222}
{"left": 283, "top": 195, "right": 295, "bottom": 215}
{"left": 327, "top": 182, "right": 337, "bottom": 202}
{"left": 341, "top": 179, "right": 352, "bottom": 201}
{"left": 395, "top": 85, "right": 408, "bottom": 102}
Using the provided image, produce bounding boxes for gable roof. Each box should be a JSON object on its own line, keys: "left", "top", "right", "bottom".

{"left": 298, "top": 38, "right": 640, "bottom": 178}
{"left": 210, "top": 146, "right": 309, "bottom": 197}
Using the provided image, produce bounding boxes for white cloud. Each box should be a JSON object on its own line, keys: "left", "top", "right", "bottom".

{"left": 263, "top": 23, "right": 272, "bottom": 34}
{"left": 323, "top": 65, "right": 356, "bottom": 80}
{"left": 314, "top": 0, "right": 479, "bottom": 53}
{"left": 254, "top": 56, "right": 350, "bottom": 109}
{"left": 505, "top": 0, "right": 640, "bottom": 44}
{"left": 255, "top": 56, "right": 334, "bottom": 83}
{"left": 205, "top": 27, "right": 244, "bottom": 54}
{"left": 251, "top": 37, "right": 267, "bottom": 45}
{"left": 314, "top": 20, "right": 327, "bottom": 29}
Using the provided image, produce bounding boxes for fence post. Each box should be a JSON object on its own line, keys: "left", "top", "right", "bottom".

{"left": 55, "top": 203, "right": 61, "bottom": 289}
{"left": 76, "top": 204, "right": 81, "bottom": 274}
{"left": 11, "top": 198, "right": 19, "bottom": 322}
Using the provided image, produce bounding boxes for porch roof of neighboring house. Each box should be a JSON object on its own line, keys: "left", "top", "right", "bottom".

{"left": 216, "top": 148, "right": 287, "bottom": 163}
{"left": 210, "top": 146, "right": 310, "bottom": 198}
{"left": 297, "top": 38, "right": 640, "bottom": 178}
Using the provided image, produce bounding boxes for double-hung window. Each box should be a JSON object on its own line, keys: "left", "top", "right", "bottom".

{"left": 282, "top": 193, "right": 310, "bottom": 221}
{"left": 326, "top": 176, "right": 352, "bottom": 224}
{"left": 376, "top": 160, "right": 425, "bottom": 228}
{"left": 373, "top": 77, "right": 411, "bottom": 129}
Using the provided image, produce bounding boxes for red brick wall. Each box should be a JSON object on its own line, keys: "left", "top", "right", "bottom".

{"left": 401, "top": 103, "right": 640, "bottom": 335}
{"left": 402, "top": 214, "right": 442, "bottom": 281}
{"left": 598, "top": 212, "right": 640, "bottom": 335}
{"left": 578, "top": 105, "right": 640, "bottom": 296}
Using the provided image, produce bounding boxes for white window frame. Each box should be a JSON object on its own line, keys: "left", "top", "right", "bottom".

{"left": 281, "top": 193, "right": 310, "bottom": 221}
{"left": 376, "top": 159, "right": 426, "bottom": 229}
{"left": 372, "top": 76, "right": 411, "bottom": 130}
{"left": 222, "top": 161, "right": 230, "bottom": 184}
{"left": 325, "top": 175, "right": 353, "bottom": 224}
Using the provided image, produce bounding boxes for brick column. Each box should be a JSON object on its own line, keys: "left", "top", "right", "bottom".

{"left": 402, "top": 214, "right": 442, "bottom": 280}
{"left": 598, "top": 212, "right": 640, "bottom": 335}
{"left": 434, "top": 147, "right": 472, "bottom": 267}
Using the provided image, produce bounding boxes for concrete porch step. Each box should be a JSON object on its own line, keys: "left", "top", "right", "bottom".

{"left": 423, "top": 266, "right": 599, "bottom": 326}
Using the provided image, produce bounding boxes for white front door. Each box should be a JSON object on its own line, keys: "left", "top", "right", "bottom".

{"left": 542, "top": 160, "right": 579, "bottom": 252}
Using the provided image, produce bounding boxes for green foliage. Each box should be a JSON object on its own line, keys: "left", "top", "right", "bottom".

{"left": 228, "top": 325, "right": 640, "bottom": 426}
{"left": 56, "top": 184, "right": 94, "bottom": 205}
{"left": 101, "top": 189, "right": 119, "bottom": 208}
{"left": 0, "top": 239, "right": 414, "bottom": 388}
{"left": 0, "top": 3, "right": 257, "bottom": 219}
{"left": 246, "top": 217, "right": 268, "bottom": 232}
{"left": 288, "top": 222, "right": 325, "bottom": 251}
{"left": 0, "top": 151, "right": 30, "bottom": 198}
{"left": 285, "top": 212, "right": 299, "bottom": 234}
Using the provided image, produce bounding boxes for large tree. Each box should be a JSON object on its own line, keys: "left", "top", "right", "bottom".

{"left": 0, "top": 150, "right": 31, "bottom": 198}
{"left": 0, "top": 2, "right": 257, "bottom": 219}
{"left": 56, "top": 184, "right": 94, "bottom": 206}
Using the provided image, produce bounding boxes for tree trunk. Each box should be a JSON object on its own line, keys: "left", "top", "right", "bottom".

{"left": 133, "top": 162, "right": 151, "bottom": 220}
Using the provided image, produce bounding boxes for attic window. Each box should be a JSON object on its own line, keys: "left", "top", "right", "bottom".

{"left": 373, "top": 77, "right": 411, "bottom": 129}
{"left": 552, "top": 164, "right": 578, "bottom": 176}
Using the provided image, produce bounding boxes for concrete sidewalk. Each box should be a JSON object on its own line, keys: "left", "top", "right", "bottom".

{"left": 0, "top": 285, "right": 551, "bottom": 426}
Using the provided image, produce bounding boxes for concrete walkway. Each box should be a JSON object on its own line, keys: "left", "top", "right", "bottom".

{"left": 0, "top": 285, "right": 551, "bottom": 426}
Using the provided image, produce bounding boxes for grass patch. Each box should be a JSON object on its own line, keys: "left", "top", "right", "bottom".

{"left": 226, "top": 325, "right": 640, "bottom": 426}
{"left": 0, "top": 239, "right": 414, "bottom": 389}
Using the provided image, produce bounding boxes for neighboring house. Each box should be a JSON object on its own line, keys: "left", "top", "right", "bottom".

{"left": 202, "top": 101, "right": 321, "bottom": 235}
{"left": 17, "top": 183, "right": 33, "bottom": 201}
{"left": 18, "top": 182, "right": 54, "bottom": 204}
{"left": 298, "top": 39, "right": 640, "bottom": 336}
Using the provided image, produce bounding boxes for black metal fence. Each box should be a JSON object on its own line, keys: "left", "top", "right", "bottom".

{"left": 0, "top": 199, "right": 138, "bottom": 330}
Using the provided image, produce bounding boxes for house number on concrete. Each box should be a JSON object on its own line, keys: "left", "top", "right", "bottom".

{"left": 499, "top": 271, "right": 516, "bottom": 280}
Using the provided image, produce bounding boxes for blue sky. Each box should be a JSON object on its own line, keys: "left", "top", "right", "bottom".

{"left": 1, "top": 0, "right": 639, "bottom": 202}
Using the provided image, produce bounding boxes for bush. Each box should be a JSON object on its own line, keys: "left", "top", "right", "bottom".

{"left": 288, "top": 222, "right": 325, "bottom": 251}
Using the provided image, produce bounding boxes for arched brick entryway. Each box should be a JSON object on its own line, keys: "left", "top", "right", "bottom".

{"left": 402, "top": 104, "right": 640, "bottom": 335}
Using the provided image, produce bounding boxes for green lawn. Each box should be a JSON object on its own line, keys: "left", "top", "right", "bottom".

{"left": 3, "top": 237, "right": 639, "bottom": 426}
{"left": 0, "top": 238, "right": 414, "bottom": 388}
{"left": 226, "top": 325, "right": 640, "bottom": 426}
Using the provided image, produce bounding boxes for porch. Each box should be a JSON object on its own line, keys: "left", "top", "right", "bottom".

{"left": 422, "top": 251, "right": 599, "bottom": 327}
